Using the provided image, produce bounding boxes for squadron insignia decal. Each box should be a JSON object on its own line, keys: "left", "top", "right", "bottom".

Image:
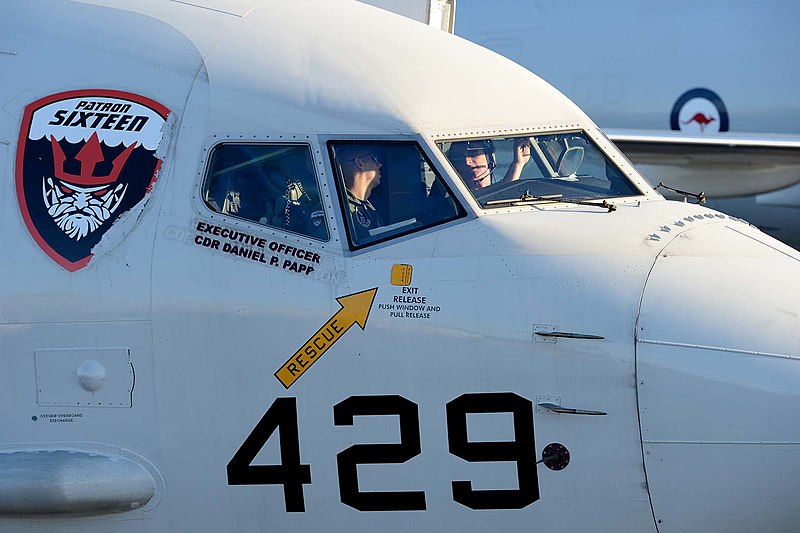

{"left": 16, "top": 90, "right": 170, "bottom": 271}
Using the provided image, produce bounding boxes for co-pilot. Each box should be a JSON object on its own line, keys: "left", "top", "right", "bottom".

{"left": 448, "top": 138, "right": 531, "bottom": 190}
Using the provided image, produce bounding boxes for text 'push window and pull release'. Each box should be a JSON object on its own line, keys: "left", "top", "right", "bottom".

{"left": 202, "top": 144, "right": 329, "bottom": 240}
{"left": 329, "top": 141, "right": 464, "bottom": 248}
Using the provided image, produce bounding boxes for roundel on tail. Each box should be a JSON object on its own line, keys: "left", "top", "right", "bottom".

{"left": 670, "top": 88, "right": 729, "bottom": 133}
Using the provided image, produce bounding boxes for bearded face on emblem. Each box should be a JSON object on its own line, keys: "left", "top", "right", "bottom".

{"left": 16, "top": 91, "right": 169, "bottom": 271}
{"left": 44, "top": 134, "right": 134, "bottom": 241}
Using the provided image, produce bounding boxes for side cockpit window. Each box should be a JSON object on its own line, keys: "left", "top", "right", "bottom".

{"left": 202, "top": 144, "right": 329, "bottom": 240}
{"left": 329, "top": 141, "right": 464, "bottom": 248}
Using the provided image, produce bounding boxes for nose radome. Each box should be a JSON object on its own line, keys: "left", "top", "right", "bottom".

{"left": 639, "top": 223, "right": 800, "bottom": 361}
{"left": 636, "top": 222, "right": 800, "bottom": 532}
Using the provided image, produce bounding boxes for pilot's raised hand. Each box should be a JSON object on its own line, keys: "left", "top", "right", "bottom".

{"left": 503, "top": 138, "right": 532, "bottom": 183}
{"left": 513, "top": 138, "right": 531, "bottom": 166}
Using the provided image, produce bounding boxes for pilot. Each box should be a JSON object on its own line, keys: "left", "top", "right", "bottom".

{"left": 448, "top": 138, "right": 531, "bottom": 190}
{"left": 336, "top": 145, "right": 384, "bottom": 243}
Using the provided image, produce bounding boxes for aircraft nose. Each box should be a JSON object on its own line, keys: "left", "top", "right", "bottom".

{"left": 636, "top": 223, "right": 800, "bottom": 532}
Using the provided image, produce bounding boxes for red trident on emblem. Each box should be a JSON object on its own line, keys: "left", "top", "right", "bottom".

{"left": 49, "top": 132, "right": 137, "bottom": 186}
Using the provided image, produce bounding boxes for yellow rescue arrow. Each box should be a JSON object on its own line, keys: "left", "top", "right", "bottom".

{"left": 275, "top": 288, "right": 378, "bottom": 388}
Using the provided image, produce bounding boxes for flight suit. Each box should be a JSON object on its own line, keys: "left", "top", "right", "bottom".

{"left": 347, "top": 189, "right": 382, "bottom": 245}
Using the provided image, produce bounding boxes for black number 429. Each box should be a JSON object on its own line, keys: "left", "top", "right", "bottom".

{"left": 227, "top": 393, "right": 539, "bottom": 513}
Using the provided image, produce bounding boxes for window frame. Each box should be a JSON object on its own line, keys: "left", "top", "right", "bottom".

{"left": 197, "top": 138, "right": 333, "bottom": 243}
{"left": 326, "top": 138, "right": 468, "bottom": 251}
{"left": 436, "top": 129, "right": 647, "bottom": 209}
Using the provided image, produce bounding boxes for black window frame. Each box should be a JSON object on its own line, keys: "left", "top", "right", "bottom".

{"left": 327, "top": 140, "right": 467, "bottom": 251}
{"left": 200, "top": 141, "right": 331, "bottom": 242}
{"left": 437, "top": 130, "right": 646, "bottom": 209}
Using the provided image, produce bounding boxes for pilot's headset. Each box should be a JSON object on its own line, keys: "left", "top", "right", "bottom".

{"left": 449, "top": 140, "right": 497, "bottom": 172}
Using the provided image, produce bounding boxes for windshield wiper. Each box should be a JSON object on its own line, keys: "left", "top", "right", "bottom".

{"left": 485, "top": 191, "right": 617, "bottom": 212}
{"left": 656, "top": 182, "right": 706, "bottom": 205}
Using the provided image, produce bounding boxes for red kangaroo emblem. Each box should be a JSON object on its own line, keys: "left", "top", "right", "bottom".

{"left": 682, "top": 112, "right": 716, "bottom": 132}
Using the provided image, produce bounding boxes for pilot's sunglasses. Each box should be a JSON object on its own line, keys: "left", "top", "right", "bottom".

{"left": 464, "top": 142, "right": 488, "bottom": 156}
{"left": 352, "top": 154, "right": 379, "bottom": 163}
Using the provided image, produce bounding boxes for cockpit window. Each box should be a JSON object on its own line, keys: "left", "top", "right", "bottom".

{"left": 202, "top": 143, "right": 329, "bottom": 240}
{"left": 439, "top": 131, "right": 642, "bottom": 208}
{"left": 329, "top": 141, "right": 465, "bottom": 249}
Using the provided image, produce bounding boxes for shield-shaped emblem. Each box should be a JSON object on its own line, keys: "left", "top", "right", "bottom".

{"left": 16, "top": 90, "right": 170, "bottom": 271}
